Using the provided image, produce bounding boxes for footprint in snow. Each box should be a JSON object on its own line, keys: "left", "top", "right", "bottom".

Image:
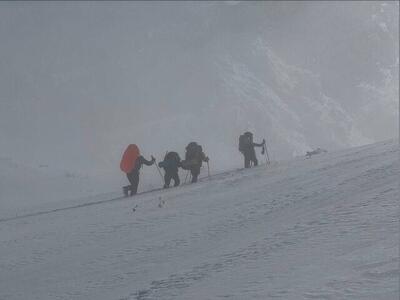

{"left": 158, "top": 196, "right": 165, "bottom": 208}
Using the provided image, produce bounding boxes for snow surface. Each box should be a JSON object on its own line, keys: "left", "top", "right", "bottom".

{"left": 0, "top": 157, "right": 118, "bottom": 220}
{"left": 0, "top": 140, "right": 398, "bottom": 299}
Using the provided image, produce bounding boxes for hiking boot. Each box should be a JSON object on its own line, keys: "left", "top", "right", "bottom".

{"left": 123, "top": 186, "right": 129, "bottom": 197}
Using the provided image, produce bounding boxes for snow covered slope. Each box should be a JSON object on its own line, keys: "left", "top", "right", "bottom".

{"left": 0, "top": 140, "right": 398, "bottom": 299}
{"left": 0, "top": 157, "right": 119, "bottom": 219}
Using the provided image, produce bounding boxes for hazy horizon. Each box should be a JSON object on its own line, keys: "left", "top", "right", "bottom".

{"left": 0, "top": 1, "right": 398, "bottom": 177}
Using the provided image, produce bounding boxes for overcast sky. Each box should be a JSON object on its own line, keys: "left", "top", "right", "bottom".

{"left": 0, "top": 1, "right": 398, "bottom": 176}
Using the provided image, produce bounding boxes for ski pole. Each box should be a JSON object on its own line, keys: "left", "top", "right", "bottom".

{"left": 264, "top": 142, "right": 270, "bottom": 165}
{"left": 154, "top": 159, "right": 165, "bottom": 185}
{"left": 184, "top": 170, "right": 190, "bottom": 184}
{"left": 263, "top": 143, "right": 268, "bottom": 165}
{"left": 207, "top": 161, "right": 210, "bottom": 178}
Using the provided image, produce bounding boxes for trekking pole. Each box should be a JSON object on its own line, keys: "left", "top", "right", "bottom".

{"left": 264, "top": 140, "right": 271, "bottom": 165}
{"left": 184, "top": 170, "right": 190, "bottom": 184}
{"left": 262, "top": 143, "right": 267, "bottom": 165}
{"left": 154, "top": 159, "right": 165, "bottom": 185}
{"left": 207, "top": 161, "right": 210, "bottom": 178}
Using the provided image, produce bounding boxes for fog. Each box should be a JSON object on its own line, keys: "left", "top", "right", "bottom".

{"left": 0, "top": 1, "right": 398, "bottom": 183}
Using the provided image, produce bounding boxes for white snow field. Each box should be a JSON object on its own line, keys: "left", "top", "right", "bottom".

{"left": 0, "top": 140, "right": 398, "bottom": 300}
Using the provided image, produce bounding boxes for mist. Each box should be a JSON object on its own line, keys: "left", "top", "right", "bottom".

{"left": 0, "top": 1, "right": 398, "bottom": 184}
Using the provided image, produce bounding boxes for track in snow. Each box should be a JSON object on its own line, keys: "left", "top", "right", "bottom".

{"left": 0, "top": 140, "right": 398, "bottom": 300}
{"left": 0, "top": 167, "right": 245, "bottom": 223}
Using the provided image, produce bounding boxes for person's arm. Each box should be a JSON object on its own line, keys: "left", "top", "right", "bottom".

{"left": 140, "top": 155, "right": 155, "bottom": 166}
{"left": 253, "top": 139, "right": 266, "bottom": 147}
{"left": 201, "top": 152, "right": 209, "bottom": 162}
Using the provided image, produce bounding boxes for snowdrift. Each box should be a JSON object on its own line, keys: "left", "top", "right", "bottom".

{"left": 0, "top": 140, "right": 398, "bottom": 299}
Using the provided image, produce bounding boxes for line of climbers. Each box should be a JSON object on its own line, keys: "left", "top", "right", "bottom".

{"left": 120, "top": 132, "right": 267, "bottom": 197}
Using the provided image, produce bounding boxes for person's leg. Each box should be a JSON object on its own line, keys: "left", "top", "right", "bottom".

{"left": 191, "top": 172, "right": 198, "bottom": 183}
{"left": 191, "top": 166, "right": 200, "bottom": 183}
{"left": 130, "top": 172, "right": 139, "bottom": 196}
{"left": 249, "top": 150, "right": 258, "bottom": 167}
{"left": 173, "top": 171, "right": 180, "bottom": 187}
{"left": 253, "top": 157, "right": 258, "bottom": 166}
{"left": 244, "top": 153, "right": 250, "bottom": 168}
{"left": 123, "top": 185, "right": 129, "bottom": 197}
{"left": 126, "top": 173, "right": 134, "bottom": 192}
{"left": 164, "top": 172, "right": 171, "bottom": 188}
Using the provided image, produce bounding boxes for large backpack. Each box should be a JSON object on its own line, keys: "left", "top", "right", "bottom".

{"left": 239, "top": 134, "right": 251, "bottom": 152}
{"left": 165, "top": 151, "right": 181, "bottom": 164}
{"left": 120, "top": 144, "right": 140, "bottom": 173}
{"left": 185, "top": 142, "right": 200, "bottom": 161}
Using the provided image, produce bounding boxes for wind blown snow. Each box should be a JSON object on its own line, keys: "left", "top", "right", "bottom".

{"left": 0, "top": 140, "right": 398, "bottom": 299}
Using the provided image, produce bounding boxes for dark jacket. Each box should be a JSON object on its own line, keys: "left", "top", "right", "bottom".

{"left": 186, "top": 145, "right": 208, "bottom": 167}
{"left": 130, "top": 155, "right": 154, "bottom": 174}
{"left": 240, "top": 133, "right": 264, "bottom": 154}
{"left": 251, "top": 141, "right": 264, "bottom": 149}
{"left": 158, "top": 152, "right": 181, "bottom": 173}
{"left": 181, "top": 143, "right": 208, "bottom": 170}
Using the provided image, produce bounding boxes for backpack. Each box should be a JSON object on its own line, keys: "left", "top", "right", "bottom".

{"left": 239, "top": 134, "right": 251, "bottom": 152}
{"left": 159, "top": 151, "right": 181, "bottom": 169}
{"left": 185, "top": 142, "right": 200, "bottom": 161}
{"left": 165, "top": 151, "right": 181, "bottom": 164}
{"left": 120, "top": 144, "right": 140, "bottom": 173}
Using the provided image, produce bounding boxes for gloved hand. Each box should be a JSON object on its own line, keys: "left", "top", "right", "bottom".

{"left": 263, "top": 139, "right": 266, "bottom": 145}
{"left": 151, "top": 155, "right": 156, "bottom": 162}
{"left": 204, "top": 156, "right": 209, "bottom": 162}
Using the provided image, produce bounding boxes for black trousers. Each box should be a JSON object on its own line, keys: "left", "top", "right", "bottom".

{"left": 243, "top": 151, "right": 258, "bottom": 168}
{"left": 126, "top": 171, "right": 139, "bottom": 195}
{"left": 190, "top": 165, "right": 201, "bottom": 183}
{"left": 164, "top": 171, "right": 180, "bottom": 188}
